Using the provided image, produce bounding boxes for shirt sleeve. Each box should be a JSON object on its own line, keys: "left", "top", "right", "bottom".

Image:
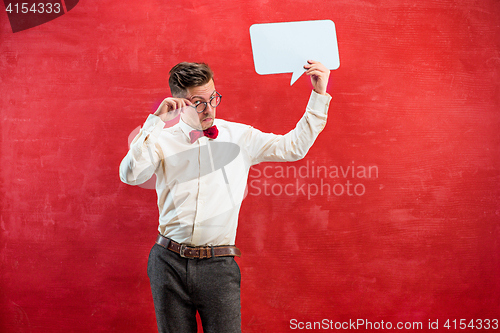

{"left": 246, "top": 90, "right": 331, "bottom": 165}
{"left": 119, "top": 114, "right": 165, "bottom": 185}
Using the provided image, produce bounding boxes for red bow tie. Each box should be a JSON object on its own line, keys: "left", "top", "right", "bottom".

{"left": 189, "top": 125, "right": 218, "bottom": 143}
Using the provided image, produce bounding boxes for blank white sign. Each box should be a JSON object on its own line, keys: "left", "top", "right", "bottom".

{"left": 250, "top": 20, "right": 340, "bottom": 85}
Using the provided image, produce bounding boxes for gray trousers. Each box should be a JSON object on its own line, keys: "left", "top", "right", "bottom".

{"left": 147, "top": 243, "right": 241, "bottom": 333}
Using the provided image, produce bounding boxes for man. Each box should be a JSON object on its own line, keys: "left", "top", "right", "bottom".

{"left": 119, "top": 60, "right": 331, "bottom": 332}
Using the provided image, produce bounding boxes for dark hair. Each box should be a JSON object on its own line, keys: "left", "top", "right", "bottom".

{"left": 168, "top": 62, "right": 214, "bottom": 97}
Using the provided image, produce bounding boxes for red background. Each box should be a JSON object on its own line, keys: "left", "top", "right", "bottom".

{"left": 1, "top": 0, "right": 499, "bottom": 332}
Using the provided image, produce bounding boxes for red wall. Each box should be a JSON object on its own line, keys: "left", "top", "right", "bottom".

{"left": 1, "top": 1, "right": 499, "bottom": 332}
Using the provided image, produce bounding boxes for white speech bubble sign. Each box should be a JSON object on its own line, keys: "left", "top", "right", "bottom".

{"left": 250, "top": 20, "right": 340, "bottom": 85}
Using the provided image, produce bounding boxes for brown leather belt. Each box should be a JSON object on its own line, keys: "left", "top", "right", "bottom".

{"left": 155, "top": 234, "right": 241, "bottom": 259}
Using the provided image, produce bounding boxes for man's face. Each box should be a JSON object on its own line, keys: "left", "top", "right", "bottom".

{"left": 184, "top": 79, "right": 217, "bottom": 130}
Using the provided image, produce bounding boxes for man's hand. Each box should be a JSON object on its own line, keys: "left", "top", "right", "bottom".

{"left": 304, "top": 60, "right": 330, "bottom": 96}
{"left": 154, "top": 97, "right": 192, "bottom": 122}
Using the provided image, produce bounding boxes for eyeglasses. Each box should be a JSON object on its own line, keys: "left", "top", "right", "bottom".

{"left": 190, "top": 91, "right": 222, "bottom": 113}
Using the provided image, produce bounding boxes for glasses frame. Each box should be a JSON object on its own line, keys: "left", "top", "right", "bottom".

{"left": 190, "top": 91, "right": 222, "bottom": 113}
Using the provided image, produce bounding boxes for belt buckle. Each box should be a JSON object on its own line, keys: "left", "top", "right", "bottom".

{"left": 179, "top": 244, "right": 193, "bottom": 259}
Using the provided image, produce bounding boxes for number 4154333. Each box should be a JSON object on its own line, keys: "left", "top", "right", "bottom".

{"left": 5, "top": 2, "right": 62, "bottom": 14}
{"left": 444, "top": 319, "right": 498, "bottom": 330}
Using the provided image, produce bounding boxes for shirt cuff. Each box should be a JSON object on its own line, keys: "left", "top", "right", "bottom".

{"left": 143, "top": 114, "right": 166, "bottom": 139}
{"left": 308, "top": 90, "right": 332, "bottom": 115}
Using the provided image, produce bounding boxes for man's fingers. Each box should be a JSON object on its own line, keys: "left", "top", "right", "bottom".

{"left": 306, "top": 69, "right": 327, "bottom": 78}
{"left": 161, "top": 98, "right": 192, "bottom": 113}
{"left": 179, "top": 105, "right": 193, "bottom": 114}
{"left": 304, "top": 64, "right": 328, "bottom": 76}
{"left": 155, "top": 98, "right": 191, "bottom": 121}
{"left": 303, "top": 60, "right": 330, "bottom": 95}
{"left": 304, "top": 59, "right": 322, "bottom": 69}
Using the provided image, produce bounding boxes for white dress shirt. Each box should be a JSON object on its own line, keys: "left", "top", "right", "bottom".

{"left": 119, "top": 91, "right": 331, "bottom": 246}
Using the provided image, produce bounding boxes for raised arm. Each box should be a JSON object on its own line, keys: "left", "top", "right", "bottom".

{"left": 246, "top": 61, "right": 331, "bottom": 165}
{"left": 246, "top": 91, "right": 331, "bottom": 165}
{"left": 119, "top": 97, "right": 191, "bottom": 185}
